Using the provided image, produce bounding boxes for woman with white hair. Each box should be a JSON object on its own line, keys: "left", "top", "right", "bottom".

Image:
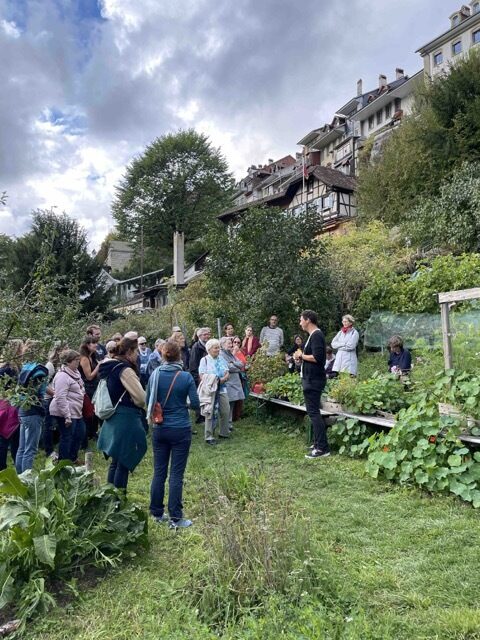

{"left": 331, "top": 315, "right": 360, "bottom": 376}
{"left": 198, "top": 338, "right": 230, "bottom": 445}
{"left": 220, "top": 336, "right": 245, "bottom": 430}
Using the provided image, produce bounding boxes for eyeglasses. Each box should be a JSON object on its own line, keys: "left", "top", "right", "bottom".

{"left": 233, "top": 341, "right": 241, "bottom": 344}
{"left": 139, "top": 342, "right": 146, "bottom": 345}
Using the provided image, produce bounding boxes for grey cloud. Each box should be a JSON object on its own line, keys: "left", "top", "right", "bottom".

{"left": 0, "top": 0, "right": 455, "bottom": 244}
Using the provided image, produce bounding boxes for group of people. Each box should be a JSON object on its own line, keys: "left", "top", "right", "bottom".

{"left": 0, "top": 312, "right": 413, "bottom": 527}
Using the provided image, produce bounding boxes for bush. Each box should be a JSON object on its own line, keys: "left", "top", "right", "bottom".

{"left": 247, "top": 349, "right": 287, "bottom": 386}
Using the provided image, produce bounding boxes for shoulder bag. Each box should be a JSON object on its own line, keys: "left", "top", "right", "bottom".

{"left": 152, "top": 371, "right": 181, "bottom": 425}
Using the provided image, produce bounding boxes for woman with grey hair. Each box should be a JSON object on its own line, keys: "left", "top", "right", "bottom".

{"left": 148, "top": 339, "right": 165, "bottom": 376}
{"left": 331, "top": 315, "right": 359, "bottom": 376}
{"left": 220, "top": 336, "right": 245, "bottom": 431}
{"left": 198, "top": 338, "right": 230, "bottom": 445}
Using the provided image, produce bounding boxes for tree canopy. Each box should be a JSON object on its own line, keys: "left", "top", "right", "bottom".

{"left": 6, "top": 209, "right": 108, "bottom": 314}
{"left": 112, "top": 129, "right": 234, "bottom": 250}
{"left": 204, "top": 205, "right": 338, "bottom": 338}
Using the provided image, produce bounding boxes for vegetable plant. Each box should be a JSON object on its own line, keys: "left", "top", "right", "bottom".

{"left": 0, "top": 461, "right": 148, "bottom": 635}
{"left": 265, "top": 374, "right": 304, "bottom": 406}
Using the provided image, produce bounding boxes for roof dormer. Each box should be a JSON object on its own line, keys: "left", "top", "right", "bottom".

{"left": 450, "top": 5, "right": 471, "bottom": 26}
{"left": 471, "top": 1, "right": 480, "bottom": 14}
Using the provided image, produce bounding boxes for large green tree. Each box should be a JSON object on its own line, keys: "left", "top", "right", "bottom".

{"left": 112, "top": 129, "right": 234, "bottom": 249}
{"left": 205, "top": 205, "right": 338, "bottom": 338}
{"left": 8, "top": 209, "right": 108, "bottom": 314}
{"left": 358, "top": 49, "right": 480, "bottom": 229}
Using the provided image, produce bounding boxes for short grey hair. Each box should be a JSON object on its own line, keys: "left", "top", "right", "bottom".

{"left": 219, "top": 336, "right": 231, "bottom": 348}
{"left": 205, "top": 338, "right": 220, "bottom": 353}
{"left": 155, "top": 338, "right": 165, "bottom": 348}
{"left": 197, "top": 327, "right": 211, "bottom": 338}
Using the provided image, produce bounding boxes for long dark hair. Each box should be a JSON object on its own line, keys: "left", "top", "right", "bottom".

{"left": 79, "top": 336, "right": 97, "bottom": 359}
{"left": 111, "top": 337, "right": 139, "bottom": 374}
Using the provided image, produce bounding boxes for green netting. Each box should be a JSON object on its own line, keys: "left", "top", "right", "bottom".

{"left": 363, "top": 311, "right": 480, "bottom": 349}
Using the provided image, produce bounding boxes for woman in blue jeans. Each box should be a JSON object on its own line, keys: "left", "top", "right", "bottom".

{"left": 146, "top": 340, "right": 200, "bottom": 529}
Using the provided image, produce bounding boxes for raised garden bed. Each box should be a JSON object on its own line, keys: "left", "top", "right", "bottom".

{"left": 249, "top": 392, "right": 480, "bottom": 445}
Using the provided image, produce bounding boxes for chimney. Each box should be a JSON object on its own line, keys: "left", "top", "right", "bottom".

{"left": 357, "top": 78, "right": 363, "bottom": 96}
{"left": 173, "top": 231, "right": 185, "bottom": 286}
{"left": 395, "top": 68, "right": 405, "bottom": 80}
{"left": 379, "top": 74, "right": 387, "bottom": 90}
{"left": 268, "top": 158, "right": 274, "bottom": 164}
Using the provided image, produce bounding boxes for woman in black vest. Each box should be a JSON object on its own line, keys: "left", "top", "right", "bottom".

{"left": 97, "top": 337, "right": 147, "bottom": 491}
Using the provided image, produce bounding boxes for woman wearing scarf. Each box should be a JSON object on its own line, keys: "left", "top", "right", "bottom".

{"left": 241, "top": 325, "right": 261, "bottom": 358}
{"left": 220, "top": 336, "right": 245, "bottom": 429}
{"left": 331, "top": 315, "right": 360, "bottom": 376}
{"left": 198, "top": 339, "right": 230, "bottom": 445}
{"left": 146, "top": 340, "right": 199, "bottom": 529}
{"left": 49, "top": 350, "right": 86, "bottom": 463}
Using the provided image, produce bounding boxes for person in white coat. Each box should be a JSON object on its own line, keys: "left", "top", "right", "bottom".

{"left": 331, "top": 315, "right": 359, "bottom": 376}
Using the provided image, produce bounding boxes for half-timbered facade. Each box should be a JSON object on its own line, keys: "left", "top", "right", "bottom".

{"left": 218, "top": 164, "right": 356, "bottom": 233}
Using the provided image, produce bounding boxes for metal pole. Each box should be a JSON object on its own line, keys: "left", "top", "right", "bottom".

{"left": 440, "top": 302, "right": 453, "bottom": 370}
{"left": 217, "top": 317, "right": 222, "bottom": 339}
{"left": 140, "top": 226, "right": 144, "bottom": 292}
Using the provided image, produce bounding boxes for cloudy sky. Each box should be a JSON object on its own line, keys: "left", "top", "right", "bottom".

{"left": 0, "top": 0, "right": 453, "bottom": 248}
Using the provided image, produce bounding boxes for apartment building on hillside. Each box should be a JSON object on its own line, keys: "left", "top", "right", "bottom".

{"left": 417, "top": 2, "right": 480, "bottom": 77}
{"left": 298, "top": 68, "right": 421, "bottom": 177}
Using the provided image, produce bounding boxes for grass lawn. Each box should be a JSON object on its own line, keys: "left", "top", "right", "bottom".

{"left": 24, "top": 406, "right": 480, "bottom": 640}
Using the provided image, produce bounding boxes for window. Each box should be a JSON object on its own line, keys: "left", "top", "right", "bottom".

{"left": 322, "top": 194, "right": 332, "bottom": 210}
{"left": 473, "top": 29, "right": 480, "bottom": 44}
{"left": 385, "top": 102, "right": 392, "bottom": 118}
{"left": 368, "top": 115, "right": 375, "bottom": 130}
{"left": 433, "top": 51, "right": 443, "bottom": 66}
{"left": 394, "top": 97, "right": 402, "bottom": 111}
{"left": 452, "top": 40, "right": 462, "bottom": 55}
{"left": 474, "top": 2, "right": 480, "bottom": 14}
{"left": 452, "top": 14, "right": 460, "bottom": 26}
{"left": 376, "top": 109, "right": 383, "bottom": 125}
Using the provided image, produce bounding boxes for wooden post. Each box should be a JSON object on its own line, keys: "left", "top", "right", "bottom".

{"left": 440, "top": 302, "right": 453, "bottom": 370}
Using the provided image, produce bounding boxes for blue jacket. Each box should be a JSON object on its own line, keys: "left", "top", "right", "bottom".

{"left": 146, "top": 363, "right": 199, "bottom": 429}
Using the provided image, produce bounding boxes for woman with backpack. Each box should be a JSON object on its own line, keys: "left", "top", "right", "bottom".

{"left": 146, "top": 340, "right": 200, "bottom": 528}
{"left": 97, "top": 337, "right": 147, "bottom": 491}
{"left": 49, "top": 350, "right": 86, "bottom": 463}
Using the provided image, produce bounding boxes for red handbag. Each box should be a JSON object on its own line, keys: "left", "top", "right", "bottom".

{"left": 82, "top": 394, "right": 95, "bottom": 419}
{"left": 152, "top": 371, "right": 181, "bottom": 424}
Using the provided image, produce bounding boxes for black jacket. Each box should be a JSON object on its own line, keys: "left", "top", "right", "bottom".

{"left": 189, "top": 341, "right": 207, "bottom": 384}
{"left": 301, "top": 329, "right": 326, "bottom": 384}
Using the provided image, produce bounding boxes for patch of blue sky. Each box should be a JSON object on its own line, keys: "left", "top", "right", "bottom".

{"left": 3, "top": 0, "right": 28, "bottom": 31}
{"left": 41, "top": 107, "right": 88, "bottom": 135}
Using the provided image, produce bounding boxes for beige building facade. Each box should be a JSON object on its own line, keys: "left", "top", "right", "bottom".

{"left": 417, "top": 2, "right": 480, "bottom": 77}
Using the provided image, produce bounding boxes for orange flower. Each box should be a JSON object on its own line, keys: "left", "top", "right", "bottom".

{"left": 382, "top": 446, "right": 390, "bottom": 452}
{"left": 428, "top": 435, "right": 437, "bottom": 444}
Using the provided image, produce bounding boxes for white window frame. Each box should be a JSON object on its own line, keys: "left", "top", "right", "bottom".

{"left": 433, "top": 51, "right": 443, "bottom": 66}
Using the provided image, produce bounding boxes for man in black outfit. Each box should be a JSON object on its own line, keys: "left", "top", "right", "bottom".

{"left": 189, "top": 327, "right": 211, "bottom": 423}
{"left": 295, "top": 309, "right": 330, "bottom": 459}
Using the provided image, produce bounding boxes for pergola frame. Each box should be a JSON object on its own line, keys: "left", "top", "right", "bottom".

{"left": 438, "top": 287, "right": 480, "bottom": 370}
